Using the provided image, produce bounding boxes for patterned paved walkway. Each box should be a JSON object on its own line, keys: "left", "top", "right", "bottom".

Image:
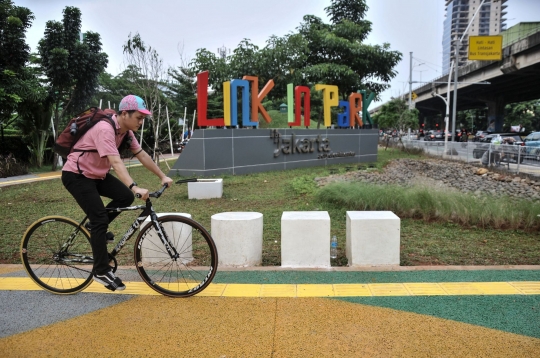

{"left": 1, "top": 266, "right": 539, "bottom": 357}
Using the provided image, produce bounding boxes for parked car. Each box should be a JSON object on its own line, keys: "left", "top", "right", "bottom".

{"left": 472, "top": 133, "right": 525, "bottom": 163}
{"left": 473, "top": 131, "right": 488, "bottom": 142}
{"left": 424, "top": 130, "right": 445, "bottom": 141}
{"left": 522, "top": 131, "right": 540, "bottom": 160}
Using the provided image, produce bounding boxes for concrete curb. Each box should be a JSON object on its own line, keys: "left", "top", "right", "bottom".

{"left": 2, "top": 264, "right": 540, "bottom": 272}
{"left": 0, "top": 154, "right": 180, "bottom": 187}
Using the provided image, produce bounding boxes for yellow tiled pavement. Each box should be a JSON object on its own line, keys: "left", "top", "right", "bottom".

{"left": 2, "top": 277, "right": 539, "bottom": 297}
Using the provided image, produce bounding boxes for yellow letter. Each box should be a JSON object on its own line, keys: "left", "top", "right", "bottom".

{"left": 223, "top": 81, "right": 231, "bottom": 126}
{"left": 315, "top": 84, "right": 338, "bottom": 126}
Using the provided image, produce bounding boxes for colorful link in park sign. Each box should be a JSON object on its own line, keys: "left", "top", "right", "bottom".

{"left": 196, "top": 71, "right": 375, "bottom": 128}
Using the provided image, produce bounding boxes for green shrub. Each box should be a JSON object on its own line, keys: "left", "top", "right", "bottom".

{"left": 1, "top": 135, "right": 32, "bottom": 162}
{"left": 0, "top": 153, "right": 28, "bottom": 178}
{"left": 290, "top": 175, "right": 317, "bottom": 195}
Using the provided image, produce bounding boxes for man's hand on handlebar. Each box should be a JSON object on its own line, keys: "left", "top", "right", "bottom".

{"left": 134, "top": 177, "right": 173, "bottom": 199}
{"left": 161, "top": 176, "right": 173, "bottom": 189}
{"left": 133, "top": 187, "right": 150, "bottom": 200}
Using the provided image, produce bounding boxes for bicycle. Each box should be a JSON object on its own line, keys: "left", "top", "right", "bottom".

{"left": 20, "top": 179, "right": 218, "bottom": 298}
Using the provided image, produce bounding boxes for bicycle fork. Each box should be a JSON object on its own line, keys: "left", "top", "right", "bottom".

{"left": 109, "top": 205, "right": 180, "bottom": 261}
{"left": 149, "top": 212, "right": 181, "bottom": 260}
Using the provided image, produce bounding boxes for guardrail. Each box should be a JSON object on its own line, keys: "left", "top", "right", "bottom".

{"left": 381, "top": 137, "right": 540, "bottom": 177}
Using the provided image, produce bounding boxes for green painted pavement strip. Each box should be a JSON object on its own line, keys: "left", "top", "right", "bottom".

{"left": 338, "top": 295, "right": 540, "bottom": 339}
{"left": 212, "top": 270, "right": 540, "bottom": 284}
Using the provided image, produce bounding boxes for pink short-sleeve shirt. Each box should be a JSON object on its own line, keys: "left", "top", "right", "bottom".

{"left": 62, "top": 115, "right": 141, "bottom": 179}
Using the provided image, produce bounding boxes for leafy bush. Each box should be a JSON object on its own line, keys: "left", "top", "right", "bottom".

{"left": 1, "top": 135, "right": 32, "bottom": 162}
{"left": 0, "top": 153, "right": 28, "bottom": 178}
{"left": 290, "top": 175, "right": 317, "bottom": 195}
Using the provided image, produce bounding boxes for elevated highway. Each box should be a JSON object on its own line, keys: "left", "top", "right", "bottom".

{"left": 374, "top": 27, "right": 540, "bottom": 131}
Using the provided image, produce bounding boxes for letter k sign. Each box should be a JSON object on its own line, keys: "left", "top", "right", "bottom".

{"left": 243, "top": 76, "right": 275, "bottom": 123}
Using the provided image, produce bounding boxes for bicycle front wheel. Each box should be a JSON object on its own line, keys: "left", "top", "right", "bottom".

{"left": 21, "top": 216, "right": 94, "bottom": 294}
{"left": 134, "top": 215, "right": 218, "bottom": 297}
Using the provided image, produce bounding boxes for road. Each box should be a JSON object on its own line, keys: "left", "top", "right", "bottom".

{"left": 397, "top": 138, "right": 540, "bottom": 176}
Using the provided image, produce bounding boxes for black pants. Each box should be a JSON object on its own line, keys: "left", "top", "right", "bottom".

{"left": 61, "top": 171, "right": 134, "bottom": 274}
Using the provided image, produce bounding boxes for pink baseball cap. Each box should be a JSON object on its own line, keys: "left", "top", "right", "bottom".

{"left": 119, "top": 95, "right": 151, "bottom": 115}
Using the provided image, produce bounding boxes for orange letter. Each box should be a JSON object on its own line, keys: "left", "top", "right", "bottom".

{"left": 349, "top": 92, "right": 363, "bottom": 127}
{"left": 243, "top": 76, "right": 274, "bottom": 124}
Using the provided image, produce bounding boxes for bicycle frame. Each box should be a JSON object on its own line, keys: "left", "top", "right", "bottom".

{"left": 65, "top": 185, "right": 180, "bottom": 265}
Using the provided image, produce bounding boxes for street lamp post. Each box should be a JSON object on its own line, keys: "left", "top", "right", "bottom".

{"left": 432, "top": 91, "right": 450, "bottom": 156}
{"left": 432, "top": 55, "right": 455, "bottom": 157}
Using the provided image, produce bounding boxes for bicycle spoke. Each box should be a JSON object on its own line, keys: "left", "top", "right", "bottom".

{"left": 21, "top": 217, "right": 93, "bottom": 294}
{"left": 135, "top": 215, "right": 217, "bottom": 297}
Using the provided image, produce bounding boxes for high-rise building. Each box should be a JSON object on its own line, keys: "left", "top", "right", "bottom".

{"left": 442, "top": 0, "right": 508, "bottom": 74}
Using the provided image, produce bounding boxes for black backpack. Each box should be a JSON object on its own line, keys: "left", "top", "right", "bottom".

{"left": 54, "top": 107, "right": 132, "bottom": 159}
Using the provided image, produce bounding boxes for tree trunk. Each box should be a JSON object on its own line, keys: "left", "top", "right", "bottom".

{"left": 51, "top": 100, "right": 61, "bottom": 171}
{"left": 1, "top": 123, "right": 4, "bottom": 155}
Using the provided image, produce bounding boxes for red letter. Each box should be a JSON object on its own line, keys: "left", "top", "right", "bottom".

{"left": 197, "top": 71, "right": 225, "bottom": 127}
{"left": 293, "top": 86, "right": 310, "bottom": 127}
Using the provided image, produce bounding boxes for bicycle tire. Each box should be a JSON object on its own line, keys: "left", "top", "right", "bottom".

{"left": 134, "top": 215, "right": 218, "bottom": 297}
{"left": 21, "top": 216, "right": 94, "bottom": 294}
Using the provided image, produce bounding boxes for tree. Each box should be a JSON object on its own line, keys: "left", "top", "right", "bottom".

{"left": 37, "top": 6, "right": 108, "bottom": 169}
{"left": 165, "top": 43, "right": 200, "bottom": 131}
{"left": 298, "top": 0, "right": 402, "bottom": 101}
{"left": 189, "top": 47, "right": 231, "bottom": 93}
{"left": 504, "top": 100, "right": 540, "bottom": 132}
{"left": 257, "top": 34, "right": 308, "bottom": 100}
{"left": 372, "top": 98, "right": 419, "bottom": 132}
{"left": 187, "top": 0, "right": 401, "bottom": 128}
{"left": 0, "top": 0, "right": 38, "bottom": 154}
{"left": 123, "top": 33, "right": 172, "bottom": 157}
{"left": 15, "top": 98, "right": 53, "bottom": 167}
{"left": 91, "top": 67, "right": 143, "bottom": 111}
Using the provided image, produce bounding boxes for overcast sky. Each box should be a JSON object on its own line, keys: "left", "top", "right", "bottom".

{"left": 15, "top": 0, "right": 540, "bottom": 107}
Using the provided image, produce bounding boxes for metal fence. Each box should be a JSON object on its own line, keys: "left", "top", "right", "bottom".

{"left": 381, "top": 136, "right": 540, "bottom": 177}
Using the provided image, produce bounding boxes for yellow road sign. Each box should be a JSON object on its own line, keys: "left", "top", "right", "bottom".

{"left": 469, "top": 36, "right": 503, "bottom": 61}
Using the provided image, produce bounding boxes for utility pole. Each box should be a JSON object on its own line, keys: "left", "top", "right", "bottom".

{"left": 451, "top": 0, "right": 496, "bottom": 142}
{"left": 408, "top": 52, "right": 413, "bottom": 109}
{"left": 451, "top": 38, "right": 459, "bottom": 142}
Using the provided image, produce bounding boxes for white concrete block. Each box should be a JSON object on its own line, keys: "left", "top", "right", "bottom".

{"left": 211, "top": 212, "right": 263, "bottom": 267}
{"left": 346, "top": 211, "right": 400, "bottom": 266}
{"left": 140, "top": 213, "right": 192, "bottom": 264}
{"left": 281, "top": 211, "right": 331, "bottom": 268}
{"left": 188, "top": 179, "right": 223, "bottom": 199}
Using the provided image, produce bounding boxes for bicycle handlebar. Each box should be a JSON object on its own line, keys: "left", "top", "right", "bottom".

{"left": 150, "top": 184, "right": 169, "bottom": 198}
{"left": 135, "top": 184, "right": 169, "bottom": 199}
{"left": 134, "top": 179, "right": 198, "bottom": 199}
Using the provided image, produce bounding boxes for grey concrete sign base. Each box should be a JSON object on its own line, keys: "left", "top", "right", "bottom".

{"left": 168, "top": 128, "right": 378, "bottom": 177}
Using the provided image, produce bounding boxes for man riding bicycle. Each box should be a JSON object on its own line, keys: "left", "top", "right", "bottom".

{"left": 61, "top": 95, "right": 173, "bottom": 291}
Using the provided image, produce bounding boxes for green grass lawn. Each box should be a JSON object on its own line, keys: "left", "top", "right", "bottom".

{"left": 1, "top": 147, "right": 539, "bottom": 267}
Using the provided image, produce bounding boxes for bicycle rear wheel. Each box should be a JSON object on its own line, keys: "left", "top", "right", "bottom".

{"left": 134, "top": 215, "right": 218, "bottom": 297}
{"left": 21, "top": 216, "right": 93, "bottom": 294}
